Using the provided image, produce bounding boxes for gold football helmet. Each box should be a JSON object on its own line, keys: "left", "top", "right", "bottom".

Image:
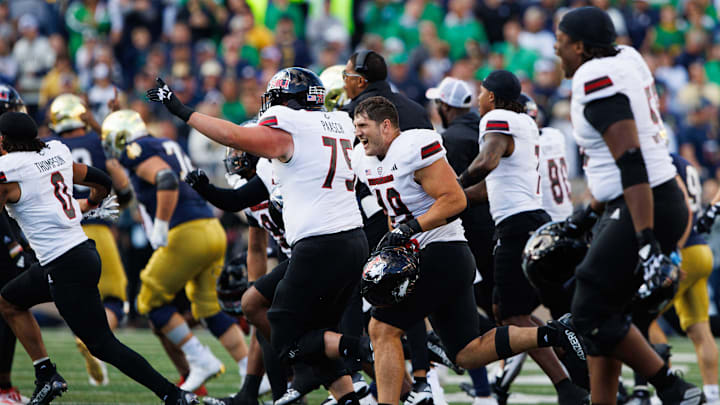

{"left": 49, "top": 94, "right": 87, "bottom": 133}
{"left": 319, "top": 65, "right": 348, "bottom": 111}
{"left": 101, "top": 109, "right": 148, "bottom": 158}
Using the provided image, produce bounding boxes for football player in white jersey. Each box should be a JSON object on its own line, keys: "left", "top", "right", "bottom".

{"left": 0, "top": 112, "right": 198, "bottom": 405}
{"left": 554, "top": 6, "right": 701, "bottom": 404}
{"left": 458, "top": 70, "right": 588, "bottom": 405}
{"left": 518, "top": 93, "right": 573, "bottom": 223}
{"left": 349, "top": 96, "right": 584, "bottom": 405}
{"left": 148, "top": 67, "right": 368, "bottom": 404}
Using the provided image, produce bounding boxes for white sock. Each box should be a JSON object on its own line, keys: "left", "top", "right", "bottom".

{"left": 238, "top": 357, "right": 248, "bottom": 379}
{"left": 704, "top": 384, "right": 719, "bottom": 401}
{"left": 428, "top": 368, "right": 448, "bottom": 405}
{"left": 180, "top": 336, "right": 205, "bottom": 358}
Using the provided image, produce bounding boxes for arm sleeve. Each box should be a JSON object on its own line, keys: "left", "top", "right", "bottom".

{"left": 196, "top": 176, "right": 270, "bottom": 212}
{"left": 583, "top": 93, "right": 635, "bottom": 135}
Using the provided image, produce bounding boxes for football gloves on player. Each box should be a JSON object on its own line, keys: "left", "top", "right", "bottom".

{"left": 561, "top": 205, "right": 599, "bottom": 239}
{"left": 83, "top": 195, "right": 119, "bottom": 221}
{"left": 636, "top": 229, "right": 679, "bottom": 299}
{"left": 146, "top": 78, "right": 195, "bottom": 122}
{"left": 378, "top": 219, "right": 422, "bottom": 249}
{"left": 695, "top": 202, "right": 720, "bottom": 234}
{"left": 184, "top": 169, "right": 209, "bottom": 191}
{"left": 150, "top": 218, "right": 169, "bottom": 249}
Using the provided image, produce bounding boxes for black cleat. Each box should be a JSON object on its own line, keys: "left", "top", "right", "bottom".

{"left": 404, "top": 381, "right": 433, "bottom": 405}
{"left": 557, "top": 382, "right": 590, "bottom": 405}
{"left": 426, "top": 331, "right": 464, "bottom": 374}
{"left": 656, "top": 377, "right": 705, "bottom": 405}
{"left": 459, "top": 382, "right": 476, "bottom": 398}
{"left": 352, "top": 372, "right": 371, "bottom": 398}
{"left": 167, "top": 390, "right": 200, "bottom": 405}
{"left": 490, "top": 378, "right": 510, "bottom": 405}
{"left": 274, "top": 388, "right": 303, "bottom": 405}
{"left": 617, "top": 380, "right": 631, "bottom": 404}
{"left": 624, "top": 387, "right": 651, "bottom": 405}
{"left": 29, "top": 370, "right": 67, "bottom": 405}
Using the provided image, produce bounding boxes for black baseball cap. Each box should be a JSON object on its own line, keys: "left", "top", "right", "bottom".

{"left": 482, "top": 70, "right": 521, "bottom": 103}
{"left": 559, "top": 7, "right": 617, "bottom": 48}
{"left": 0, "top": 111, "right": 37, "bottom": 140}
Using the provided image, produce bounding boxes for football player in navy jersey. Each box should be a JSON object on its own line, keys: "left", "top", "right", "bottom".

{"left": 102, "top": 110, "right": 248, "bottom": 393}
{"left": 44, "top": 93, "right": 132, "bottom": 386}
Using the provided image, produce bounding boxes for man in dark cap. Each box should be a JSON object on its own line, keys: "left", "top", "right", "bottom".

{"left": 458, "top": 70, "right": 589, "bottom": 405}
{"left": 554, "top": 6, "right": 703, "bottom": 404}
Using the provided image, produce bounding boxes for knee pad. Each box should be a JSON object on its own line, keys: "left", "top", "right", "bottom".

{"left": 103, "top": 297, "right": 125, "bottom": 323}
{"left": 572, "top": 311, "right": 631, "bottom": 356}
{"left": 292, "top": 329, "right": 328, "bottom": 363}
{"left": 203, "top": 311, "right": 236, "bottom": 338}
{"left": 148, "top": 304, "right": 178, "bottom": 330}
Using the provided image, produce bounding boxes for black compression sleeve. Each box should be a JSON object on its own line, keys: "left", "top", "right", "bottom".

{"left": 583, "top": 93, "right": 635, "bottom": 135}
{"left": 198, "top": 176, "right": 270, "bottom": 212}
{"left": 84, "top": 166, "right": 113, "bottom": 192}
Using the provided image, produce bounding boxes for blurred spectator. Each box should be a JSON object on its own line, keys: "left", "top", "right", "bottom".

{"left": 199, "top": 59, "right": 223, "bottom": 103}
{"left": 75, "top": 31, "right": 101, "bottom": 86}
{"left": 119, "top": 26, "right": 153, "bottom": 89}
{"left": 532, "top": 59, "right": 562, "bottom": 112}
{"left": 650, "top": 5, "right": 686, "bottom": 55}
{"left": 625, "top": 0, "right": 658, "bottom": 49}
{"left": 590, "top": 0, "right": 628, "bottom": 39}
{"left": 705, "top": 43, "right": 720, "bottom": 85}
{"left": 259, "top": 46, "right": 282, "bottom": 84}
{"left": 176, "top": 0, "right": 223, "bottom": 42}
{"left": 395, "top": 0, "right": 443, "bottom": 52}
{"left": 220, "top": 76, "right": 247, "bottom": 124}
{"left": 388, "top": 52, "right": 426, "bottom": 104}
{"left": 473, "top": 0, "right": 522, "bottom": 44}
{"left": 419, "top": 40, "right": 451, "bottom": 87}
{"left": 675, "top": 28, "right": 708, "bottom": 69}
{"left": 275, "top": 16, "right": 311, "bottom": 68}
{"left": 266, "top": 0, "right": 305, "bottom": 39}
{"left": 679, "top": 98, "right": 720, "bottom": 179}
{"left": 307, "top": 0, "right": 349, "bottom": 60}
{"left": 188, "top": 101, "right": 226, "bottom": 182}
{"left": 0, "top": 1, "right": 14, "bottom": 41}
{"left": 0, "top": 39, "right": 18, "bottom": 84}
{"left": 519, "top": 7, "right": 555, "bottom": 60}
{"left": 12, "top": 14, "right": 56, "bottom": 113}
{"left": 678, "top": 61, "right": 720, "bottom": 110}
{"left": 87, "top": 63, "right": 115, "bottom": 121}
{"left": 65, "top": 0, "right": 111, "bottom": 59}
{"left": 39, "top": 54, "right": 80, "bottom": 109}
{"left": 362, "top": 0, "right": 403, "bottom": 39}
{"left": 492, "top": 20, "right": 539, "bottom": 80}
{"left": 9, "top": 0, "right": 58, "bottom": 35}
{"left": 655, "top": 51, "right": 689, "bottom": 107}
{"left": 441, "top": 0, "right": 487, "bottom": 61}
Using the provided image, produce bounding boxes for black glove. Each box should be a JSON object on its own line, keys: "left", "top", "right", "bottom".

{"left": 185, "top": 169, "right": 209, "bottom": 191}
{"left": 636, "top": 229, "right": 678, "bottom": 299}
{"left": 146, "top": 78, "right": 195, "bottom": 122}
{"left": 379, "top": 219, "right": 422, "bottom": 249}
{"left": 561, "top": 205, "right": 599, "bottom": 238}
{"left": 695, "top": 203, "right": 720, "bottom": 234}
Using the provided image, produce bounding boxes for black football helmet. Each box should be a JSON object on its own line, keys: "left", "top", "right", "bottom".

{"left": 0, "top": 84, "right": 26, "bottom": 114}
{"left": 216, "top": 254, "right": 249, "bottom": 316}
{"left": 522, "top": 221, "right": 588, "bottom": 314}
{"left": 224, "top": 120, "right": 260, "bottom": 179}
{"left": 518, "top": 93, "right": 538, "bottom": 121}
{"left": 261, "top": 67, "right": 325, "bottom": 114}
{"left": 361, "top": 246, "right": 420, "bottom": 307}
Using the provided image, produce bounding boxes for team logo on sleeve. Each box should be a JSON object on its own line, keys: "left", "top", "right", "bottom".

{"left": 584, "top": 76, "right": 613, "bottom": 94}
{"left": 126, "top": 142, "right": 142, "bottom": 160}
{"left": 421, "top": 141, "right": 442, "bottom": 159}
{"left": 485, "top": 121, "right": 509, "bottom": 132}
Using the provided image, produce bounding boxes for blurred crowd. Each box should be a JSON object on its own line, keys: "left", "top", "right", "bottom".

{"left": 4, "top": 0, "right": 720, "bottom": 320}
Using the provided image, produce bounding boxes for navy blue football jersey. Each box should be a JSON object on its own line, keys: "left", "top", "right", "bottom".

{"left": 119, "top": 135, "right": 213, "bottom": 230}
{"left": 671, "top": 153, "right": 705, "bottom": 247}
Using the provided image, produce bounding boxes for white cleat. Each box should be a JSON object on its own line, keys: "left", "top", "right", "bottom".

{"left": 0, "top": 387, "right": 29, "bottom": 405}
{"left": 180, "top": 346, "right": 225, "bottom": 392}
{"left": 472, "top": 397, "right": 499, "bottom": 405}
{"left": 257, "top": 375, "right": 272, "bottom": 396}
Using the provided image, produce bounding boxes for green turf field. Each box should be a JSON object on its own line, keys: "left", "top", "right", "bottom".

{"left": 9, "top": 328, "right": 713, "bottom": 404}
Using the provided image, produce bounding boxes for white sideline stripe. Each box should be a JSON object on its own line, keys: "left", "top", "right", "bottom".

{"left": 445, "top": 392, "right": 558, "bottom": 403}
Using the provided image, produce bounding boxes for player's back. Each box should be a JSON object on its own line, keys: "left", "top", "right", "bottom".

{"left": 119, "top": 135, "right": 213, "bottom": 229}
{"left": 259, "top": 106, "right": 363, "bottom": 245}
{"left": 0, "top": 140, "right": 87, "bottom": 264}
{"left": 671, "top": 153, "right": 704, "bottom": 247}
{"left": 539, "top": 127, "right": 572, "bottom": 221}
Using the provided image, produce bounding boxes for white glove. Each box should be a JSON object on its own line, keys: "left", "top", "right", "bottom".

{"left": 83, "top": 195, "right": 120, "bottom": 221}
{"left": 149, "top": 219, "right": 169, "bottom": 249}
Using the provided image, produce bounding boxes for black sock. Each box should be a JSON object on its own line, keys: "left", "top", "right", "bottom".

{"left": 648, "top": 364, "right": 676, "bottom": 391}
{"left": 238, "top": 374, "right": 262, "bottom": 399}
{"left": 634, "top": 370, "right": 649, "bottom": 387}
{"left": 554, "top": 378, "right": 575, "bottom": 394}
{"left": 336, "top": 391, "right": 360, "bottom": 405}
{"left": 0, "top": 381, "right": 11, "bottom": 390}
{"left": 537, "top": 326, "right": 554, "bottom": 347}
{"left": 162, "top": 388, "right": 181, "bottom": 403}
{"left": 34, "top": 359, "right": 54, "bottom": 380}
{"left": 413, "top": 376, "right": 427, "bottom": 386}
{"left": 339, "top": 335, "right": 361, "bottom": 359}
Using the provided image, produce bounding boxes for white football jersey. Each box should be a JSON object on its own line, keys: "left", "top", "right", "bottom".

{"left": 1, "top": 140, "right": 87, "bottom": 265}
{"left": 352, "top": 129, "right": 466, "bottom": 249}
{"left": 479, "top": 109, "right": 544, "bottom": 224}
{"left": 258, "top": 106, "right": 362, "bottom": 245}
{"left": 570, "top": 45, "right": 676, "bottom": 202}
{"left": 231, "top": 159, "right": 292, "bottom": 257}
{"left": 539, "top": 127, "right": 573, "bottom": 221}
